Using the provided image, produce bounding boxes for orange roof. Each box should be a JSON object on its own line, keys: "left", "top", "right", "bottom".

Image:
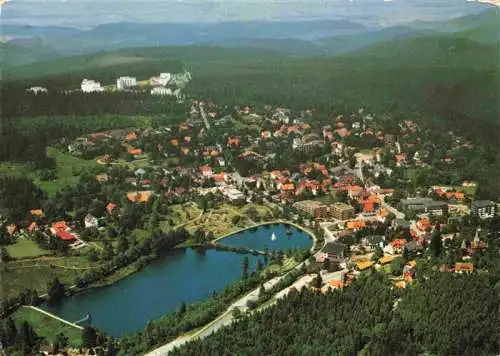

{"left": 128, "top": 148, "right": 142, "bottom": 156}
{"left": 52, "top": 221, "right": 68, "bottom": 232}
{"left": 214, "top": 173, "right": 226, "bottom": 182}
{"left": 171, "top": 139, "right": 179, "bottom": 147}
{"left": 391, "top": 239, "right": 407, "bottom": 248}
{"left": 395, "top": 281, "right": 406, "bottom": 289}
{"left": 403, "top": 272, "right": 414, "bottom": 282}
{"left": 455, "top": 262, "right": 473, "bottom": 272}
{"left": 347, "top": 220, "right": 366, "bottom": 230}
{"left": 227, "top": 137, "right": 240, "bottom": 146}
{"left": 7, "top": 224, "right": 17, "bottom": 235}
{"left": 282, "top": 183, "right": 295, "bottom": 191}
{"left": 357, "top": 261, "right": 374, "bottom": 270}
{"left": 379, "top": 255, "right": 393, "bottom": 264}
{"left": 28, "top": 222, "right": 39, "bottom": 233}
{"left": 417, "top": 218, "right": 431, "bottom": 231}
{"left": 367, "top": 195, "right": 381, "bottom": 204}
{"left": 363, "top": 201, "right": 374, "bottom": 213}
{"left": 378, "top": 208, "right": 389, "bottom": 217}
{"left": 347, "top": 185, "right": 363, "bottom": 192}
{"left": 126, "top": 132, "right": 137, "bottom": 141}
{"left": 106, "top": 202, "right": 118, "bottom": 213}
{"left": 127, "top": 191, "right": 152, "bottom": 203}
{"left": 30, "top": 209, "right": 43, "bottom": 217}
{"left": 328, "top": 279, "right": 344, "bottom": 289}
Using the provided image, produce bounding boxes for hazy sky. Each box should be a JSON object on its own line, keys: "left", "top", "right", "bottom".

{"left": 1, "top": 0, "right": 494, "bottom": 28}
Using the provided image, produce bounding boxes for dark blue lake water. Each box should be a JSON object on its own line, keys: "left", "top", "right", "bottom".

{"left": 44, "top": 224, "right": 312, "bottom": 336}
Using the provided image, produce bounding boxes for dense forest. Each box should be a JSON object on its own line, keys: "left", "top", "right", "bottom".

{"left": 171, "top": 273, "right": 500, "bottom": 356}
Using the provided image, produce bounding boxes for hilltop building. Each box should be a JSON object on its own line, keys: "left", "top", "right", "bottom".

{"left": 151, "top": 87, "right": 173, "bottom": 96}
{"left": 81, "top": 79, "right": 104, "bottom": 93}
{"left": 150, "top": 72, "right": 171, "bottom": 86}
{"left": 116, "top": 76, "right": 137, "bottom": 90}
{"left": 26, "top": 87, "right": 48, "bottom": 94}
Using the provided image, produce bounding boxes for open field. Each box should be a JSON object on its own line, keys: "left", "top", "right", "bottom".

{"left": 161, "top": 203, "right": 203, "bottom": 231}
{"left": 3, "top": 256, "right": 95, "bottom": 299}
{"left": 182, "top": 203, "right": 275, "bottom": 238}
{"left": 0, "top": 147, "right": 98, "bottom": 195}
{"left": 11, "top": 306, "right": 83, "bottom": 346}
{"left": 6, "top": 238, "right": 52, "bottom": 259}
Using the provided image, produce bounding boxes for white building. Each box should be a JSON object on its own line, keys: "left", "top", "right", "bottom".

{"left": 151, "top": 87, "right": 173, "bottom": 96}
{"left": 116, "top": 76, "right": 137, "bottom": 90}
{"left": 150, "top": 72, "right": 171, "bottom": 86}
{"left": 26, "top": 87, "right": 48, "bottom": 94}
{"left": 81, "top": 79, "right": 104, "bottom": 93}
{"left": 84, "top": 214, "right": 99, "bottom": 229}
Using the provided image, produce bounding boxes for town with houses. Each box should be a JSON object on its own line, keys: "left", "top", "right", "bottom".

{"left": 2, "top": 89, "right": 499, "bottom": 355}
{"left": 5, "top": 97, "right": 498, "bottom": 284}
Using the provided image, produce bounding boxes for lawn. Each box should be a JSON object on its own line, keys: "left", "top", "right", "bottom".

{"left": 3, "top": 256, "right": 95, "bottom": 299}
{"left": 161, "top": 203, "right": 203, "bottom": 231}
{"left": 0, "top": 147, "right": 98, "bottom": 196}
{"left": 33, "top": 147, "right": 98, "bottom": 195}
{"left": 6, "top": 238, "right": 51, "bottom": 259}
{"left": 453, "top": 185, "right": 477, "bottom": 197}
{"left": 11, "top": 306, "right": 83, "bottom": 346}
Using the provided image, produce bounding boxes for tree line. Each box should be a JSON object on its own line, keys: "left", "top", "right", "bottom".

{"left": 170, "top": 272, "right": 499, "bottom": 356}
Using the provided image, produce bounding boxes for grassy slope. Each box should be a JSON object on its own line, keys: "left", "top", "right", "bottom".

{"left": 11, "top": 306, "right": 83, "bottom": 346}
{"left": 2, "top": 256, "right": 95, "bottom": 299}
{"left": 6, "top": 238, "right": 51, "bottom": 259}
{"left": 0, "top": 147, "right": 98, "bottom": 196}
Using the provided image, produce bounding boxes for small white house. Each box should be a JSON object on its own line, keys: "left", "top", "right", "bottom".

{"left": 84, "top": 214, "right": 99, "bottom": 229}
{"left": 26, "top": 87, "right": 48, "bottom": 94}
{"left": 81, "top": 79, "right": 104, "bottom": 93}
{"left": 151, "top": 87, "right": 173, "bottom": 96}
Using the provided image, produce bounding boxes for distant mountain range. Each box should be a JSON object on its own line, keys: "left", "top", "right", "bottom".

{"left": 0, "top": 8, "right": 497, "bottom": 71}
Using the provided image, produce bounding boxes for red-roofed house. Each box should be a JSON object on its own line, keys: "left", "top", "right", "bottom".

{"left": 200, "top": 165, "right": 213, "bottom": 177}
{"left": 385, "top": 239, "right": 407, "bottom": 254}
{"left": 128, "top": 148, "right": 142, "bottom": 156}
{"left": 227, "top": 137, "right": 241, "bottom": 147}
{"left": 395, "top": 153, "right": 407, "bottom": 167}
{"left": 214, "top": 172, "right": 227, "bottom": 186}
{"left": 281, "top": 183, "right": 295, "bottom": 192}
{"left": 106, "top": 202, "right": 118, "bottom": 214}
{"left": 417, "top": 218, "right": 431, "bottom": 232}
{"left": 57, "top": 231, "right": 77, "bottom": 241}
{"left": 125, "top": 132, "right": 137, "bottom": 141}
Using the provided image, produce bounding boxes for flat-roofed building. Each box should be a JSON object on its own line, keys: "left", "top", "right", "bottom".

{"left": 471, "top": 200, "right": 496, "bottom": 219}
{"left": 293, "top": 200, "right": 326, "bottom": 218}
{"left": 330, "top": 202, "right": 355, "bottom": 220}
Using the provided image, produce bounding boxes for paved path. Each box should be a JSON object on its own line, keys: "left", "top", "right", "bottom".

{"left": 24, "top": 306, "right": 83, "bottom": 330}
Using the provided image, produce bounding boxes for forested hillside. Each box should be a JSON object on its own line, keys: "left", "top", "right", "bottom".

{"left": 170, "top": 273, "right": 500, "bottom": 356}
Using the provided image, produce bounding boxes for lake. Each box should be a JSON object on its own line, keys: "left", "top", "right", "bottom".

{"left": 44, "top": 224, "right": 312, "bottom": 336}
{"left": 219, "top": 223, "right": 313, "bottom": 252}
